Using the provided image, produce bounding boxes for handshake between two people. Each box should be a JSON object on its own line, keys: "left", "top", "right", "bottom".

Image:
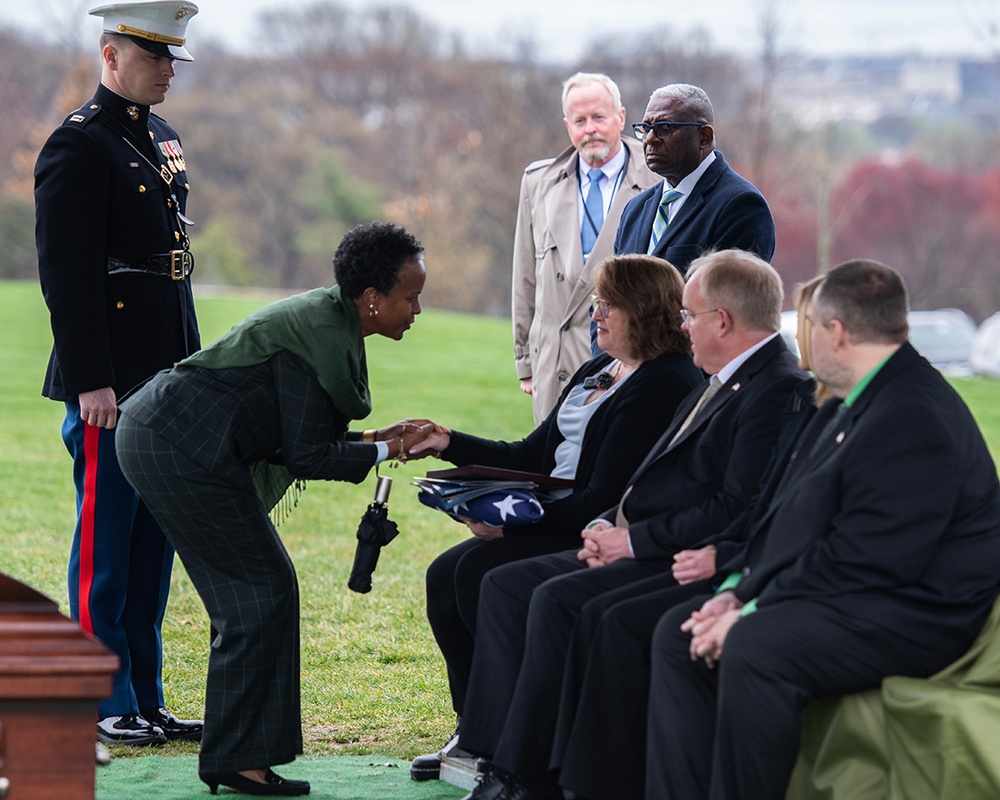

{"left": 369, "top": 418, "right": 453, "bottom": 462}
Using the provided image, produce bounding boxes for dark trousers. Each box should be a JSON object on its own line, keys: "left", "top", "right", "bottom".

{"left": 63, "top": 403, "right": 173, "bottom": 718}
{"left": 459, "top": 550, "right": 672, "bottom": 780}
{"left": 647, "top": 596, "right": 964, "bottom": 800}
{"left": 553, "top": 576, "right": 711, "bottom": 800}
{"left": 426, "top": 533, "right": 581, "bottom": 716}
{"left": 117, "top": 416, "right": 302, "bottom": 773}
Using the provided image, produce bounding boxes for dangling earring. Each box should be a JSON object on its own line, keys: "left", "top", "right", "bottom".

{"left": 369, "top": 303, "right": 378, "bottom": 317}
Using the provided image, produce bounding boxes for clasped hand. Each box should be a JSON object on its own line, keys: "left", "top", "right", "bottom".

{"left": 373, "top": 419, "right": 440, "bottom": 461}
{"left": 680, "top": 590, "right": 743, "bottom": 668}
{"left": 577, "top": 522, "right": 633, "bottom": 568}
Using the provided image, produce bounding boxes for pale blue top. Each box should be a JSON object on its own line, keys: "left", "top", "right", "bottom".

{"left": 549, "top": 364, "right": 635, "bottom": 488}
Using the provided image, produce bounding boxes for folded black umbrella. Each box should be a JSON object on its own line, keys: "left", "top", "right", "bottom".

{"left": 348, "top": 476, "right": 399, "bottom": 593}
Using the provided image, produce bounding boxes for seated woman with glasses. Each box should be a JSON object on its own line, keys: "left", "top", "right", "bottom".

{"left": 405, "top": 253, "right": 703, "bottom": 780}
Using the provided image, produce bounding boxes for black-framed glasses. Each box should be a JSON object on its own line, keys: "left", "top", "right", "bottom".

{"left": 591, "top": 295, "right": 614, "bottom": 317}
{"left": 632, "top": 121, "right": 704, "bottom": 141}
{"left": 680, "top": 307, "right": 720, "bottom": 323}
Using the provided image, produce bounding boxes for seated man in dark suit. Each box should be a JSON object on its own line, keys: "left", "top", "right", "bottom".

{"left": 648, "top": 259, "right": 1000, "bottom": 800}
{"left": 459, "top": 249, "right": 806, "bottom": 800}
{"left": 591, "top": 83, "right": 776, "bottom": 354}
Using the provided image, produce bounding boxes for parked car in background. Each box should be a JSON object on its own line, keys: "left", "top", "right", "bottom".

{"left": 971, "top": 312, "right": 1000, "bottom": 379}
{"left": 780, "top": 310, "right": 800, "bottom": 358}
{"left": 908, "top": 308, "right": 977, "bottom": 377}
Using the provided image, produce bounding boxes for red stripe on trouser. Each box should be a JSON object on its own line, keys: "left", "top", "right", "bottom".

{"left": 78, "top": 422, "right": 101, "bottom": 636}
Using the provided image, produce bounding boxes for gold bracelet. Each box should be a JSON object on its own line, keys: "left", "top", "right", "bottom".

{"left": 361, "top": 429, "right": 377, "bottom": 443}
{"left": 388, "top": 435, "right": 408, "bottom": 468}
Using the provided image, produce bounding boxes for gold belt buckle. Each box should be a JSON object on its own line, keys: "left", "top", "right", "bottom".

{"left": 169, "top": 250, "right": 193, "bottom": 280}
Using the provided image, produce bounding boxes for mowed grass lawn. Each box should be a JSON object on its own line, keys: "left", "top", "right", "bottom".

{"left": 3, "top": 279, "right": 1000, "bottom": 761}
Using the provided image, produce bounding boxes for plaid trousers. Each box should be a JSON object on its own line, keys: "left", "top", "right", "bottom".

{"left": 117, "top": 414, "right": 302, "bottom": 773}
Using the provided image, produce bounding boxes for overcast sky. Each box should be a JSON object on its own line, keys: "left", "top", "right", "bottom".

{"left": 1, "top": 0, "right": 997, "bottom": 62}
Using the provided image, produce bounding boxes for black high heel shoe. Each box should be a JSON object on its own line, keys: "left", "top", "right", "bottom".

{"left": 199, "top": 768, "right": 310, "bottom": 796}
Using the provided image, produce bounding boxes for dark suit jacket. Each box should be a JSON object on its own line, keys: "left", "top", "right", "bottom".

{"left": 614, "top": 150, "right": 776, "bottom": 272}
{"left": 444, "top": 351, "right": 703, "bottom": 538}
{"left": 700, "top": 378, "right": 819, "bottom": 569}
{"left": 610, "top": 336, "right": 806, "bottom": 560}
{"left": 735, "top": 343, "right": 1000, "bottom": 646}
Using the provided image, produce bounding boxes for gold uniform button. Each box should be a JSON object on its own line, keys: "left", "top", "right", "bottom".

{"left": 139, "top": 185, "right": 146, "bottom": 193}
{"left": 90, "top": 104, "right": 98, "bottom": 109}
{"left": 174, "top": 231, "right": 181, "bottom": 241}
{"left": 116, "top": 301, "right": 124, "bottom": 309}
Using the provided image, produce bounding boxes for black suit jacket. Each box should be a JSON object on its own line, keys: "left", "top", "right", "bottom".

{"left": 36, "top": 83, "right": 200, "bottom": 401}
{"left": 614, "top": 151, "right": 776, "bottom": 271}
{"left": 611, "top": 336, "right": 806, "bottom": 560}
{"left": 735, "top": 343, "right": 1000, "bottom": 645}
{"left": 444, "top": 351, "right": 703, "bottom": 538}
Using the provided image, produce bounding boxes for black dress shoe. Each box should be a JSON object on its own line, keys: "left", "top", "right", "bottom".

{"left": 498, "top": 776, "right": 565, "bottom": 800}
{"left": 140, "top": 706, "right": 204, "bottom": 741}
{"left": 96, "top": 714, "right": 167, "bottom": 746}
{"left": 411, "top": 722, "right": 475, "bottom": 781}
{"left": 462, "top": 766, "right": 508, "bottom": 800}
{"left": 199, "top": 769, "right": 310, "bottom": 796}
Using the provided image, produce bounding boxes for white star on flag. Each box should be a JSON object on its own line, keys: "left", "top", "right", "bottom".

{"left": 492, "top": 494, "right": 523, "bottom": 521}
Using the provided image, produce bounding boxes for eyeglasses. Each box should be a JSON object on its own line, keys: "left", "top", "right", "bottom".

{"left": 632, "top": 121, "right": 705, "bottom": 141}
{"left": 680, "top": 307, "right": 720, "bottom": 323}
{"left": 591, "top": 295, "right": 614, "bottom": 317}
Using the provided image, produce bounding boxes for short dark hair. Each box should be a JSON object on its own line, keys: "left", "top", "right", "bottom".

{"left": 594, "top": 254, "right": 690, "bottom": 361}
{"left": 814, "top": 259, "right": 909, "bottom": 344}
{"left": 332, "top": 221, "right": 424, "bottom": 299}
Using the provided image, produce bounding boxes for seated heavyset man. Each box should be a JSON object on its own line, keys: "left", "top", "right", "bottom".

{"left": 458, "top": 249, "right": 806, "bottom": 800}
{"left": 647, "top": 259, "right": 1000, "bottom": 800}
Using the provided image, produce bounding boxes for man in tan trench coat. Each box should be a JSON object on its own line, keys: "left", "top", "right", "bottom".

{"left": 512, "top": 72, "right": 657, "bottom": 424}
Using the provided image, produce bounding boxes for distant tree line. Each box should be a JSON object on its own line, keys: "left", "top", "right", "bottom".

{"left": 3, "top": 3, "right": 1000, "bottom": 320}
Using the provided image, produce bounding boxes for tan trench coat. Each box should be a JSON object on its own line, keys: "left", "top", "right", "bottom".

{"left": 511, "top": 137, "right": 657, "bottom": 423}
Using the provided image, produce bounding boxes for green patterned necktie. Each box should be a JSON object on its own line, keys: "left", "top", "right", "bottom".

{"left": 647, "top": 188, "right": 683, "bottom": 254}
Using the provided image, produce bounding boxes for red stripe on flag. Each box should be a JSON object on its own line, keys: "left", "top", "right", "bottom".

{"left": 78, "top": 423, "right": 100, "bottom": 635}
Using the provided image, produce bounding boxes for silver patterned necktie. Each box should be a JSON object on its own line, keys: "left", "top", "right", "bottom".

{"left": 670, "top": 378, "right": 722, "bottom": 444}
{"left": 647, "top": 188, "right": 683, "bottom": 254}
{"left": 617, "top": 378, "right": 721, "bottom": 529}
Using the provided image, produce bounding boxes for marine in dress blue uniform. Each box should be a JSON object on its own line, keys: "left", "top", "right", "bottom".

{"left": 34, "top": 0, "right": 203, "bottom": 746}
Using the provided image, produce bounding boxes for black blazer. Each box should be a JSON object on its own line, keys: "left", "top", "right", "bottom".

{"left": 736, "top": 343, "right": 1000, "bottom": 647}
{"left": 442, "top": 351, "right": 704, "bottom": 538}
{"left": 36, "top": 84, "right": 199, "bottom": 401}
{"left": 614, "top": 151, "right": 776, "bottom": 272}
{"left": 701, "top": 378, "right": 819, "bottom": 569}
{"left": 612, "top": 336, "right": 806, "bottom": 560}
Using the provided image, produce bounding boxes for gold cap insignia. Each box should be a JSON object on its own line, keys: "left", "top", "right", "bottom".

{"left": 176, "top": 6, "right": 191, "bottom": 20}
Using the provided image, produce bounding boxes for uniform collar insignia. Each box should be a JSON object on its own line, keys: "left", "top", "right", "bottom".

{"left": 126, "top": 104, "right": 139, "bottom": 121}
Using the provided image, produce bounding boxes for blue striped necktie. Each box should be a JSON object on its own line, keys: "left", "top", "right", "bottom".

{"left": 581, "top": 168, "right": 605, "bottom": 260}
{"left": 647, "top": 188, "right": 683, "bottom": 254}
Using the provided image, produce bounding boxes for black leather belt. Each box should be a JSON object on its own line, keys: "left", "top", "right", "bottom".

{"left": 107, "top": 250, "right": 194, "bottom": 280}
